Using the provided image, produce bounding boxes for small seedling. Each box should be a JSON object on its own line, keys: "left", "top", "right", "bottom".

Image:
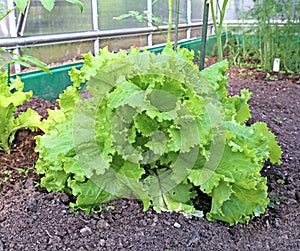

{"left": 247, "top": 70, "right": 254, "bottom": 76}
{"left": 0, "top": 170, "right": 13, "bottom": 183}
{"left": 16, "top": 166, "right": 34, "bottom": 177}
{"left": 269, "top": 194, "right": 286, "bottom": 208}
{"left": 276, "top": 179, "right": 285, "bottom": 185}
{"left": 273, "top": 117, "right": 282, "bottom": 124}
{"left": 16, "top": 167, "right": 29, "bottom": 176}
{"left": 238, "top": 69, "right": 247, "bottom": 78}
{"left": 265, "top": 73, "right": 276, "bottom": 81}
{"left": 4, "top": 170, "right": 12, "bottom": 175}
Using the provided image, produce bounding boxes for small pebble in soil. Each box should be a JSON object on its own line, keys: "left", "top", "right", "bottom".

{"left": 27, "top": 200, "right": 38, "bottom": 212}
{"left": 80, "top": 226, "right": 92, "bottom": 236}
{"left": 274, "top": 170, "right": 285, "bottom": 180}
{"left": 45, "top": 193, "right": 55, "bottom": 200}
{"left": 0, "top": 240, "right": 4, "bottom": 251}
{"left": 24, "top": 178, "right": 34, "bottom": 189}
{"left": 99, "top": 239, "right": 106, "bottom": 247}
{"left": 59, "top": 194, "right": 70, "bottom": 204}
{"left": 274, "top": 218, "right": 282, "bottom": 228}
{"left": 187, "top": 229, "right": 201, "bottom": 246}
{"left": 139, "top": 219, "right": 147, "bottom": 227}
{"left": 97, "top": 219, "right": 109, "bottom": 229}
{"left": 0, "top": 215, "right": 6, "bottom": 223}
{"left": 173, "top": 222, "right": 181, "bottom": 228}
{"left": 295, "top": 191, "right": 300, "bottom": 203}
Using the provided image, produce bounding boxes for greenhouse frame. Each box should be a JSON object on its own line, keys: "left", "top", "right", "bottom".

{"left": 0, "top": 0, "right": 256, "bottom": 71}
{"left": 2, "top": 0, "right": 298, "bottom": 100}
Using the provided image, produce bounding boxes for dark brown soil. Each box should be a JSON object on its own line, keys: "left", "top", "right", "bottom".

{"left": 0, "top": 67, "right": 299, "bottom": 251}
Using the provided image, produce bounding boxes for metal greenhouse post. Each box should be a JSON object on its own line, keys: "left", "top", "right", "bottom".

{"left": 186, "top": 0, "right": 192, "bottom": 39}
{"left": 147, "top": 0, "right": 153, "bottom": 47}
{"left": 174, "top": 0, "right": 180, "bottom": 50}
{"left": 199, "top": 0, "right": 209, "bottom": 70}
{"left": 91, "top": 0, "right": 100, "bottom": 56}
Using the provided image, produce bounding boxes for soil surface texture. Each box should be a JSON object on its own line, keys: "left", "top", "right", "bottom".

{"left": 0, "top": 67, "right": 299, "bottom": 251}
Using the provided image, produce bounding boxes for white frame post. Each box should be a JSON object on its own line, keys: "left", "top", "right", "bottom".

{"left": 147, "top": 0, "right": 153, "bottom": 47}
{"left": 186, "top": 0, "right": 192, "bottom": 39}
{"left": 91, "top": 0, "right": 100, "bottom": 55}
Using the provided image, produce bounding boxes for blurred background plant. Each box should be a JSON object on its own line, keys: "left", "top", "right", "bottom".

{"left": 114, "top": 0, "right": 180, "bottom": 46}
{"left": 209, "top": 0, "right": 228, "bottom": 61}
{"left": 226, "top": 0, "right": 300, "bottom": 74}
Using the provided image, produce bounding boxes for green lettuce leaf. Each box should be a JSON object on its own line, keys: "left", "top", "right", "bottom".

{"left": 68, "top": 179, "right": 116, "bottom": 214}
{"left": 0, "top": 72, "right": 42, "bottom": 153}
{"left": 207, "top": 178, "right": 269, "bottom": 225}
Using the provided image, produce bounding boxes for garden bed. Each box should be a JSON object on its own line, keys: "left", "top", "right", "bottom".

{"left": 0, "top": 66, "right": 299, "bottom": 250}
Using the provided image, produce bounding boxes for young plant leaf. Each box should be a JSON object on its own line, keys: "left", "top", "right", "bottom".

{"left": 13, "top": 0, "right": 30, "bottom": 13}
{"left": 65, "top": 0, "right": 84, "bottom": 13}
{"left": 39, "top": 0, "right": 55, "bottom": 12}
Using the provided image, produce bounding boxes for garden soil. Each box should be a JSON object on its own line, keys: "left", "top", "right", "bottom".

{"left": 0, "top": 67, "right": 299, "bottom": 251}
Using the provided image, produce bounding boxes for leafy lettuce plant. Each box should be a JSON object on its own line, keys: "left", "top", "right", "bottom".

{"left": 0, "top": 71, "right": 42, "bottom": 153}
{"left": 35, "top": 46, "right": 281, "bottom": 225}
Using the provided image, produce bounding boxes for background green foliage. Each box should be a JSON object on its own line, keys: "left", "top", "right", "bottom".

{"left": 227, "top": 0, "right": 300, "bottom": 73}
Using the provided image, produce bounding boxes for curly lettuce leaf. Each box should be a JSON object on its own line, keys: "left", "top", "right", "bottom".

{"left": 68, "top": 179, "right": 116, "bottom": 214}
{"left": 207, "top": 177, "right": 268, "bottom": 225}
{"left": 145, "top": 171, "right": 202, "bottom": 217}
{"left": 9, "top": 108, "right": 42, "bottom": 142}
{"left": 188, "top": 118, "right": 281, "bottom": 225}
{"left": 0, "top": 73, "right": 42, "bottom": 153}
{"left": 225, "top": 89, "right": 252, "bottom": 123}
{"left": 0, "top": 76, "right": 32, "bottom": 107}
